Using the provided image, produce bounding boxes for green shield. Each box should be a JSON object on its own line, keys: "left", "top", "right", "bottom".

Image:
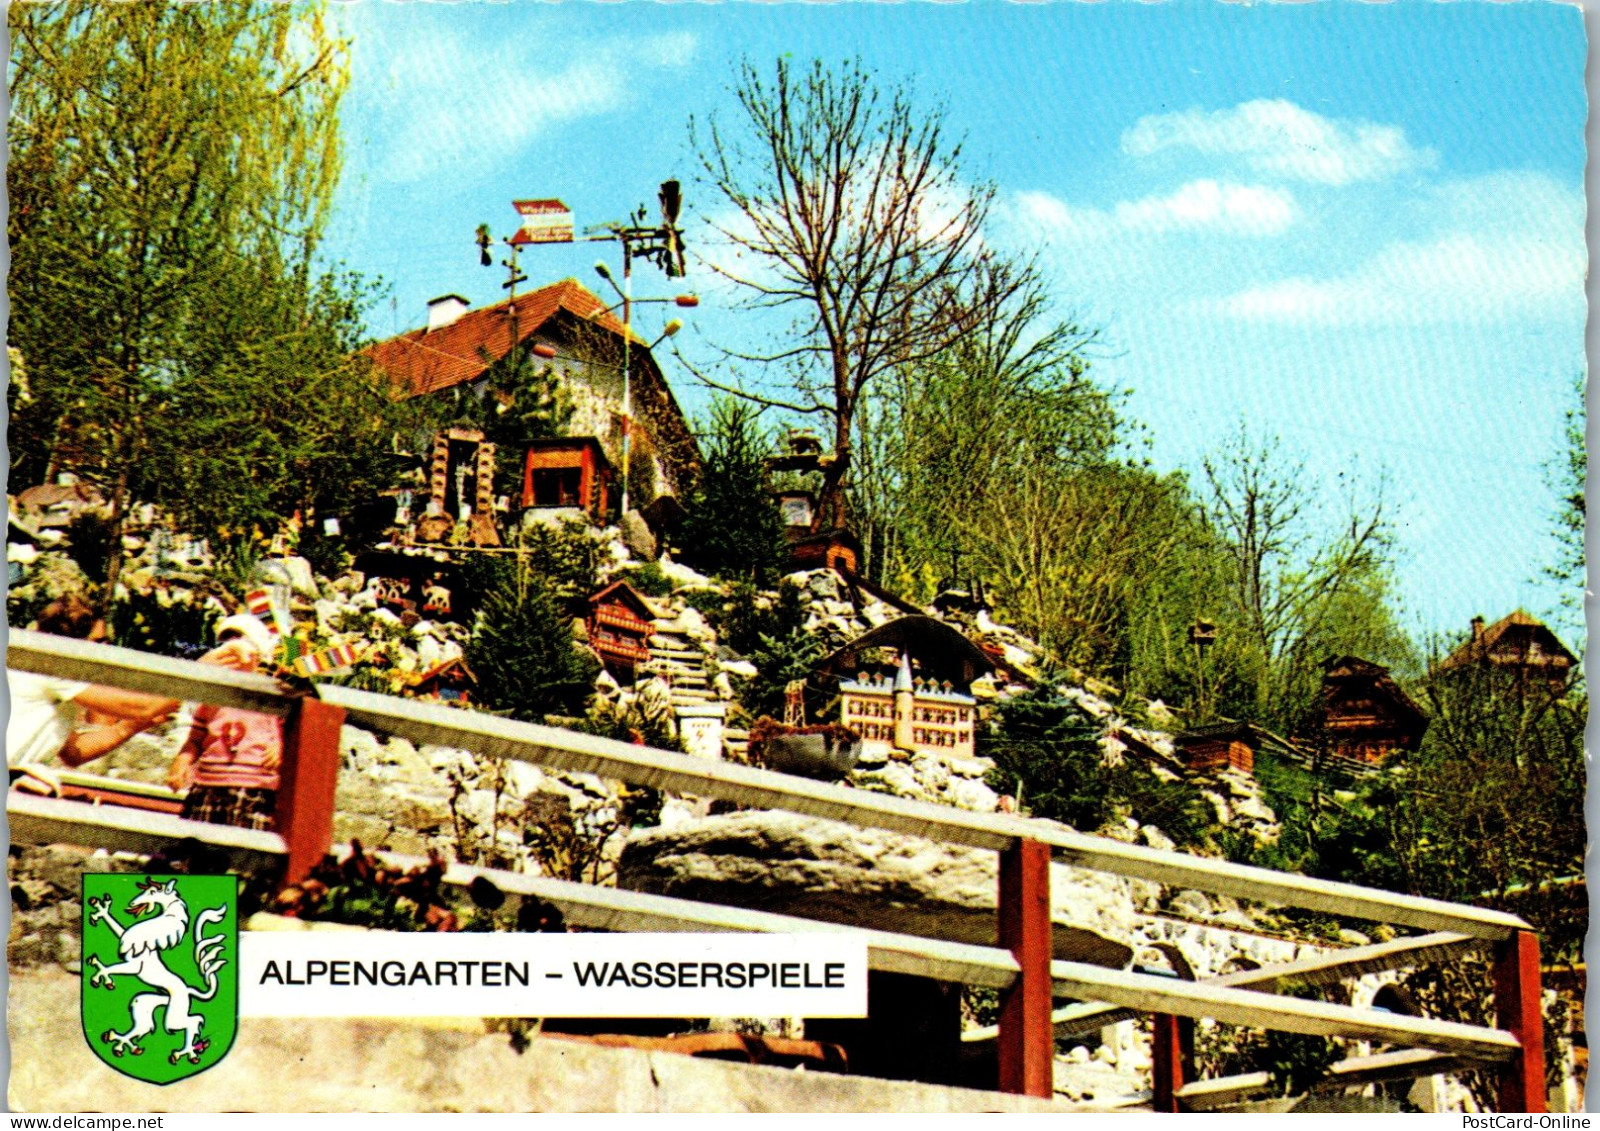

{"left": 80, "top": 874, "right": 239, "bottom": 1084}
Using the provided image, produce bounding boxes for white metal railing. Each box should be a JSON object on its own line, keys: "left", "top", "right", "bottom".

{"left": 5, "top": 628, "right": 1546, "bottom": 1107}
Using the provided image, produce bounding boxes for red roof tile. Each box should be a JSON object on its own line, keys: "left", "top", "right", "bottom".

{"left": 365, "top": 278, "right": 645, "bottom": 398}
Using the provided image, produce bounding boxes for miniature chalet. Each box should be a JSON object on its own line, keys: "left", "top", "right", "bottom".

{"left": 585, "top": 580, "right": 656, "bottom": 681}
{"left": 1316, "top": 655, "right": 1428, "bottom": 767}
{"left": 364, "top": 279, "right": 700, "bottom": 528}
{"left": 1436, "top": 610, "right": 1577, "bottom": 692}
{"left": 818, "top": 615, "right": 996, "bottom": 762}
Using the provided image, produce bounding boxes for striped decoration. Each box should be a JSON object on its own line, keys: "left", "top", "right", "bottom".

{"left": 293, "top": 642, "right": 364, "bottom": 678}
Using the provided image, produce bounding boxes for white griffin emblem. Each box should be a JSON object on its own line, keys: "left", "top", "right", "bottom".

{"left": 86, "top": 878, "right": 229, "bottom": 1065}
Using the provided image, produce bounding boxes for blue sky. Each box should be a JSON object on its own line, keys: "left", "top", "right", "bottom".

{"left": 322, "top": 1, "right": 1587, "bottom": 641}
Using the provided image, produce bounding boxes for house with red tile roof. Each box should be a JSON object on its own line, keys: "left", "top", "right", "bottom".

{"left": 364, "top": 279, "right": 700, "bottom": 509}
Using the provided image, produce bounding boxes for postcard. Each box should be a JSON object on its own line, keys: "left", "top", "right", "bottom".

{"left": 5, "top": 0, "right": 1587, "bottom": 1115}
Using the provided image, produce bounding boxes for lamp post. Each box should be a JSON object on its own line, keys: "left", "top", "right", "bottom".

{"left": 590, "top": 262, "right": 697, "bottom": 515}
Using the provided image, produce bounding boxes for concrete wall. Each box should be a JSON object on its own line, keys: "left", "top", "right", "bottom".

{"left": 9, "top": 970, "right": 1065, "bottom": 1113}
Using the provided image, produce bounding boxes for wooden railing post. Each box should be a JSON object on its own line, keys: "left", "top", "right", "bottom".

{"left": 275, "top": 696, "right": 345, "bottom": 888}
{"left": 997, "top": 837, "right": 1052, "bottom": 1098}
{"left": 1493, "top": 928, "right": 1546, "bottom": 1113}
{"left": 1151, "top": 1013, "right": 1184, "bottom": 1112}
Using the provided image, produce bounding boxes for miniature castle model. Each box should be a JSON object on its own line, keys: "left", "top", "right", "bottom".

{"left": 840, "top": 653, "right": 976, "bottom": 760}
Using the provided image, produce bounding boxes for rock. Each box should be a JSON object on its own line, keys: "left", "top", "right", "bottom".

{"left": 655, "top": 554, "right": 712, "bottom": 589}
{"left": 620, "top": 510, "right": 657, "bottom": 561}
{"left": 854, "top": 743, "right": 889, "bottom": 769}
{"left": 855, "top": 761, "right": 927, "bottom": 800}
{"left": 1169, "top": 889, "right": 1213, "bottom": 920}
{"left": 617, "top": 812, "right": 1132, "bottom": 967}
{"left": 946, "top": 776, "right": 1000, "bottom": 813}
{"left": 342, "top": 726, "right": 385, "bottom": 771}
{"left": 801, "top": 570, "right": 841, "bottom": 602}
{"left": 1231, "top": 794, "right": 1277, "bottom": 824}
{"left": 1338, "top": 929, "right": 1372, "bottom": 947}
{"left": 256, "top": 555, "right": 318, "bottom": 598}
{"left": 11, "top": 846, "right": 133, "bottom": 897}
{"left": 908, "top": 752, "right": 950, "bottom": 793}
{"left": 1141, "top": 825, "right": 1176, "bottom": 853}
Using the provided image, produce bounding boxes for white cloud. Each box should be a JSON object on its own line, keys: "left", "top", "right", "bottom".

{"left": 1216, "top": 173, "right": 1586, "bottom": 326}
{"left": 1122, "top": 100, "right": 1435, "bottom": 186}
{"left": 359, "top": 25, "right": 698, "bottom": 183}
{"left": 1018, "top": 179, "right": 1297, "bottom": 239}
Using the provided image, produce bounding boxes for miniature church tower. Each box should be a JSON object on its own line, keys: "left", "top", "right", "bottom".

{"left": 893, "top": 652, "right": 916, "bottom": 754}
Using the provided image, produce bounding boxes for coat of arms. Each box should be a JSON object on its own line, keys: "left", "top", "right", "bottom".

{"left": 80, "top": 874, "right": 239, "bottom": 1084}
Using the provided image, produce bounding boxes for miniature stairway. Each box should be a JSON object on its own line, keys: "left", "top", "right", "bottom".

{"left": 646, "top": 627, "right": 717, "bottom": 710}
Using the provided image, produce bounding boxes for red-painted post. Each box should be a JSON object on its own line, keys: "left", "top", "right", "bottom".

{"left": 275, "top": 697, "right": 346, "bottom": 887}
{"left": 997, "top": 837, "right": 1053, "bottom": 1098}
{"left": 1493, "top": 929, "right": 1546, "bottom": 1113}
{"left": 1151, "top": 1013, "right": 1184, "bottom": 1112}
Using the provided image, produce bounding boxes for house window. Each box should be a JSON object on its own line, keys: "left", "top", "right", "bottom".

{"left": 531, "top": 467, "right": 583, "bottom": 507}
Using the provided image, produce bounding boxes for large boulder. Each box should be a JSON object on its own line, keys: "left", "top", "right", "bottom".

{"left": 617, "top": 811, "right": 1133, "bottom": 968}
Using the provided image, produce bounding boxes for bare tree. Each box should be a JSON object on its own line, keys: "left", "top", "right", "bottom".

{"left": 1202, "top": 427, "right": 1395, "bottom": 721}
{"left": 692, "top": 57, "right": 1029, "bottom": 528}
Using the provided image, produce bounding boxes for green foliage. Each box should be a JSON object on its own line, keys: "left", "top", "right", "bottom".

{"left": 981, "top": 687, "right": 1111, "bottom": 830}
{"left": 5, "top": 2, "right": 423, "bottom": 606}
{"left": 465, "top": 561, "right": 600, "bottom": 723}
{"left": 107, "top": 590, "right": 220, "bottom": 660}
{"left": 980, "top": 686, "right": 1210, "bottom": 843}
{"left": 1193, "top": 983, "right": 1341, "bottom": 1097}
{"left": 676, "top": 398, "right": 788, "bottom": 585}
{"left": 155, "top": 269, "right": 422, "bottom": 549}
{"left": 1543, "top": 373, "right": 1586, "bottom": 634}
{"left": 622, "top": 561, "right": 674, "bottom": 598}
{"left": 706, "top": 581, "right": 807, "bottom": 658}
{"left": 436, "top": 344, "right": 575, "bottom": 504}
{"left": 741, "top": 629, "right": 828, "bottom": 720}
{"left": 470, "top": 518, "right": 603, "bottom": 615}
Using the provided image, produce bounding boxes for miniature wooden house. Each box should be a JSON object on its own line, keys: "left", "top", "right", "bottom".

{"left": 1317, "top": 656, "right": 1427, "bottom": 766}
{"left": 1437, "top": 610, "right": 1576, "bottom": 693}
{"left": 522, "top": 437, "right": 614, "bottom": 521}
{"left": 1175, "top": 721, "right": 1263, "bottom": 775}
{"left": 413, "top": 656, "right": 476, "bottom": 705}
{"left": 585, "top": 580, "right": 656, "bottom": 679}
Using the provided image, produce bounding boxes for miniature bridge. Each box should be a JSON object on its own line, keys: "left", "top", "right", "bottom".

{"left": 6, "top": 629, "right": 1546, "bottom": 1111}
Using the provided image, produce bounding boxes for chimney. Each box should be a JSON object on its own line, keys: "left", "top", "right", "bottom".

{"left": 426, "top": 294, "right": 470, "bottom": 331}
{"left": 1471, "top": 615, "right": 1486, "bottom": 640}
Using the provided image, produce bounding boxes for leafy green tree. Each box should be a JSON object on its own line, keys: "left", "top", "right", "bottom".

{"left": 981, "top": 686, "right": 1210, "bottom": 844}
{"left": 157, "top": 267, "right": 420, "bottom": 554}
{"left": 466, "top": 562, "right": 600, "bottom": 723}
{"left": 8, "top": 0, "right": 355, "bottom": 609}
{"left": 981, "top": 689, "right": 1113, "bottom": 831}
{"left": 1542, "top": 373, "right": 1586, "bottom": 636}
{"left": 676, "top": 397, "right": 788, "bottom": 584}
{"left": 1200, "top": 428, "right": 1405, "bottom": 732}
